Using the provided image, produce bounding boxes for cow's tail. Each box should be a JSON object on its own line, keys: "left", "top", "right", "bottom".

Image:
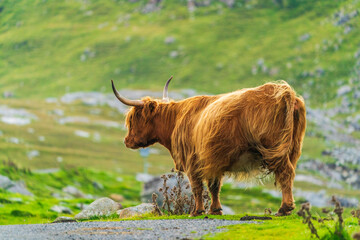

{"left": 257, "top": 82, "right": 297, "bottom": 174}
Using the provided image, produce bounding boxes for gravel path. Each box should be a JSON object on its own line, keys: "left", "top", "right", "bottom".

{"left": 0, "top": 219, "right": 254, "bottom": 240}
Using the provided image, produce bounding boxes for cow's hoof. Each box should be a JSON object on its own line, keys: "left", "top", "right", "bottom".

{"left": 275, "top": 205, "right": 294, "bottom": 216}
{"left": 189, "top": 210, "right": 205, "bottom": 217}
{"left": 209, "top": 208, "right": 223, "bottom": 215}
{"left": 275, "top": 210, "right": 292, "bottom": 216}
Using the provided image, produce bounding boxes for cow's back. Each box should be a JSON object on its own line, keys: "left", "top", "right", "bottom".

{"left": 192, "top": 82, "right": 299, "bottom": 179}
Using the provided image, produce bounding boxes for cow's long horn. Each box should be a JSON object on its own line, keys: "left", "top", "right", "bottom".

{"left": 111, "top": 80, "right": 144, "bottom": 107}
{"left": 162, "top": 76, "right": 173, "bottom": 102}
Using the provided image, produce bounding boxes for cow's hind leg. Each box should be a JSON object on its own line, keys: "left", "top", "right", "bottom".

{"left": 188, "top": 173, "right": 205, "bottom": 217}
{"left": 275, "top": 155, "right": 295, "bottom": 216}
{"left": 207, "top": 178, "right": 223, "bottom": 215}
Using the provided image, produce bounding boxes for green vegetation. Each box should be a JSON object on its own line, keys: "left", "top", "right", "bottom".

{"left": 0, "top": 2, "right": 359, "bottom": 239}
{"left": 0, "top": 0, "right": 359, "bottom": 107}
{"left": 0, "top": 161, "right": 140, "bottom": 225}
{"left": 205, "top": 215, "right": 360, "bottom": 240}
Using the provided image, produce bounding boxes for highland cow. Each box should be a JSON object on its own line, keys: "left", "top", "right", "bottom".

{"left": 111, "top": 77, "right": 306, "bottom": 216}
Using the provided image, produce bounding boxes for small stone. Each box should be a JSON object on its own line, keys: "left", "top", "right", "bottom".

{"left": 75, "top": 197, "right": 121, "bottom": 220}
{"left": 337, "top": 85, "right": 351, "bottom": 96}
{"left": 164, "top": 36, "right": 175, "bottom": 44}
{"left": 169, "top": 51, "right": 179, "bottom": 58}
{"left": 3, "top": 92, "right": 14, "bottom": 98}
{"left": 27, "top": 150, "right": 40, "bottom": 160}
{"left": 92, "top": 181, "right": 104, "bottom": 190}
{"left": 344, "top": 25, "right": 352, "bottom": 34}
{"left": 117, "top": 203, "right": 156, "bottom": 218}
{"left": 74, "top": 130, "right": 90, "bottom": 138}
{"left": 220, "top": 0, "right": 235, "bottom": 8}
{"left": 221, "top": 205, "right": 235, "bottom": 215}
{"left": 50, "top": 205, "right": 73, "bottom": 214}
{"left": 0, "top": 175, "right": 13, "bottom": 189}
{"left": 299, "top": 33, "right": 311, "bottom": 42}
{"left": 7, "top": 181, "right": 33, "bottom": 196}
{"left": 62, "top": 186, "right": 86, "bottom": 198}
{"left": 52, "top": 216, "right": 77, "bottom": 223}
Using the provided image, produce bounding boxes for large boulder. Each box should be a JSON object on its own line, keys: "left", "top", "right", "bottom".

{"left": 75, "top": 197, "right": 122, "bottom": 220}
{"left": 117, "top": 203, "right": 155, "bottom": 218}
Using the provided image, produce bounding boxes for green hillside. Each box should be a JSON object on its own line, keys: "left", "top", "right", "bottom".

{"left": 0, "top": 0, "right": 359, "bottom": 230}
{"left": 0, "top": 0, "right": 359, "bottom": 105}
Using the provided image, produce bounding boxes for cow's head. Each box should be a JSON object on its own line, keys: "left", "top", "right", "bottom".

{"left": 111, "top": 77, "right": 172, "bottom": 149}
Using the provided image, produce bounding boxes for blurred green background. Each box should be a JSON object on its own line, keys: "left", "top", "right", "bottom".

{"left": 0, "top": 0, "right": 359, "bottom": 224}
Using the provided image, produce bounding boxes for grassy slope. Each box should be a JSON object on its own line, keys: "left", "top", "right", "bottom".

{"left": 0, "top": 0, "right": 358, "bottom": 106}
{"left": 0, "top": 98, "right": 173, "bottom": 173}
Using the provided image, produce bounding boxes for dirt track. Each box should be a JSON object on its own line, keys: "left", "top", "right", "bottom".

{"left": 0, "top": 219, "right": 254, "bottom": 239}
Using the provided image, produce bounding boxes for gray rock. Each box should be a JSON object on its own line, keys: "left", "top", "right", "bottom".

{"left": 3, "top": 91, "right": 14, "bottom": 98}
{"left": 349, "top": 9, "right": 359, "bottom": 18}
{"left": 52, "top": 216, "right": 76, "bottom": 223}
{"left": 76, "top": 203, "right": 89, "bottom": 210}
{"left": 294, "top": 174, "right": 324, "bottom": 186}
{"left": 117, "top": 203, "right": 155, "bottom": 218}
{"left": 337, "top": 85, "right": 351, "bottom": 96}
{"left": 0, "top": 175, "right": 13, "bottom": 189}
{"left": 187, "top": 0, "right": 196, "bottom": 12}
{"left": 344, "top": 25, "right": 352, "bottom": 34}
{"left": 164, "top": 36, "right": 175, "bottom": 44}
{"left": 50, "top": 205, "right": 73, "bottom": 214}
{"left": 354, "top": 49, "right": 360, "bottom": 59}
{"left": 294, "top": 189, "right": 328, "bottom": 207}
{"left": 142, "top": 0, "right": 161, "bottom": 14}
{"left": 315, "top": 67, "right": 325, "bottom": 77}
{"left": 27, "top": 150, "right": 40, "bottom": 160}
{"left": 334, "top": 12, "right": 350, "bottom": 26}
{"left": 169, "top": 50, "right": 179, "bottom": 58}
{"left": 74, "top": 130, "right": 90, "bottom": 138}
{"left": 136, "top": 173, "right": 154, "bottom": 183}
{"left": 45, "top": 97, "right": 58, "bottom": 103}
{"left": 0, "top": 176, "right": 33, "bottom": 196}
{"left": 62, "top": 186, "right": 86, "bottom": 198}
{"left": 220, "top": 0, "right": 235, "bottom": 8}
{"left": 221, "top": 205, "right": 235, "bottom": 215}
{"left": 0, "top": 105, "right": 37, "bottom": 126}
{"left": 7, "top": 181, "right": 33, "bottom": 196}
{"left": 75, "top": 197, "right": 121, "bottom": 220}
{"left": 92, "top": 181, "right": 104, "bottom": 190}
{"left": 299, "top": 33, "right": 311, "bottom": 42}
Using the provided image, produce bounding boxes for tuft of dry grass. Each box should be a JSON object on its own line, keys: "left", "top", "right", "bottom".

{"left": 158, "top": 169, "right": 213, "bottom": 215}
{"left": 297, "top": 202, "right": 320, "bottom": 239}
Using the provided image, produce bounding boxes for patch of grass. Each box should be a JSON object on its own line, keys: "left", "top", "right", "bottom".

{"left": 205, "top": 215, "right": 360, "bottom": 240}
{"left": 0, "top": 161, "right": 141, "bottom": 225}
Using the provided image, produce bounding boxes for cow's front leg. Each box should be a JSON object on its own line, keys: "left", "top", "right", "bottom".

{"left": 188, "top": 174, "right": 205, "bottom": 217}
{"left": 275, "top": 156, "right": 295, "bottom": 216}
{"left": 207, "top": 178, "right": 223, "bottom": 215}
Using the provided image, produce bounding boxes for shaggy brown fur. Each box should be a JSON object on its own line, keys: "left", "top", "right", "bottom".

{"left": 121, "top": 81, "right": 306, "bottom": 216}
